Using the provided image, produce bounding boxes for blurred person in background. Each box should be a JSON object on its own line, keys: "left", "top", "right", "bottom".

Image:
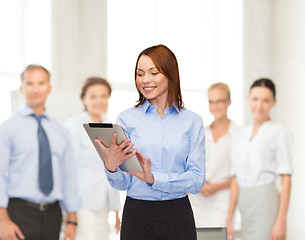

{"left": 189, "top": 82, "right": 238, "bottom": 227}
{"left": 0, "top": 64, "right": 79, "bottom": 240}
{"left": 226, "top": 78, "right": 293, "bottom": 240}
{"left": 65, "top": 77, "right": 121, "bottom": 240}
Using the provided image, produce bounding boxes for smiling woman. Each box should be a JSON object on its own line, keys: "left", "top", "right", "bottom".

{"left": 227, "top": 78, "right": 293, "bottom": 240}
{"left": 94, "top": 44, "right": 206, "bottom": 240}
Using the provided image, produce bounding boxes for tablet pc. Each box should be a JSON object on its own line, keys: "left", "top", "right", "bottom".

{"left": 83, "top": 123, "right": 143, "bottom": 172}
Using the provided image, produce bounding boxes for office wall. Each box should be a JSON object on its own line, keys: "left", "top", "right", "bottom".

{"left": 272, "top": 0, "right": 305, "bottom": 239}
{"left": 51, "top": 0, "right": 108, "bottom": 122}
{"left": 243, "top": 0, "right": 273, "bottom": 124}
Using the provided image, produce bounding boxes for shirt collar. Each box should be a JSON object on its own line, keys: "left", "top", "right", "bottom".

{"left": 81, "top": 111, "right": 92, "bottom": 121}
{"left": 206, "top": 120, "right": 235, "bottom": 134}
{"left": 20, "top": 104, "right": 50, "bottom": 120}
{"left": 141, "top": 99, "right": 180, "bottom": 114}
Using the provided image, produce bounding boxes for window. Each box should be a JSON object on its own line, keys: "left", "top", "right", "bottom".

{"left": 107, "top": 0, "right": 243, "bottom": 125}
{"left": 0, "top": 0, "right": 51, "bottom": 123}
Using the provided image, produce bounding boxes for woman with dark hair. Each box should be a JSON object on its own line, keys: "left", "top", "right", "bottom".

{"left": 65, "top": 77, "right": 121, "bottom": 240}
{"left": 95, "top": 44, "right": 206, "bottom": 240}
{"left": 226, "top": 78, "right": 293, "bottom": 240}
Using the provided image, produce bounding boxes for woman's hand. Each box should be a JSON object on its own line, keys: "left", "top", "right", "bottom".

{"left": 94, "top": 133, "right": 136, "bottom": 172}
{"left": 115, "top": 211, "right": 121, "bottom": 233}
{"left": 200, "top": 180, "right": 217, "bottom": 197}
{"left": 127, "top": 151, "right": 154, "bottom": 185}
{"left": 270, "top": 220, "right": 286, "bottom": 240}
{"left": 226, "top": 221, "right": 235, "bottom": 240}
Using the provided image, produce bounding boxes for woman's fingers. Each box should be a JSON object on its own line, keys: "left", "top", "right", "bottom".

{"left": 110, "top": 132, "right": 117, "bottom": 146}
{"left": 135, "top": 152, "right": 151, "bottom": 173}
{"left": 119, "top": 138, "right": 131, "bottom": 150}
{"left": 147, "top": 158, "right": 151, "bottom": 168}
{"left": 136, "top": 151, "right": 148, "bottom": 167}
{"left": 136, "top": 150, "right": 145, "bottom": 160}
{"left": 94, "top": 138, "right": 106, "bottom": 152}
{"left": 123, "top": 142, "right": 134, "bottom": 154}
{"left": 135, "top": 152, "right": 147, "bottom": 168}
{"left": 125, "top": 149, "right": 137, "bottom": 159}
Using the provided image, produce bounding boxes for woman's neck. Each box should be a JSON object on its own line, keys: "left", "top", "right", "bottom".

{"left": 211, "top": 116, "right": 230, "bottom": 130}
{"left": 250, "top": 116, "right": 271, "bottom": 140}
{"left": 253, "top": 116, "right": 271, "bottom": 128}
{"left": 149, "top": 99, "right": 169, "bottom": 117}
{"left": 210, "top": 116, "right": 230, "bottom": 142}
{"left": 88, "top": 112, "right": 102, "bottom": 123}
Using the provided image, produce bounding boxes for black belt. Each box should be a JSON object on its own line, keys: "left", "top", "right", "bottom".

{"left": 9, "top": 198, "right": 59, "bottom": 212}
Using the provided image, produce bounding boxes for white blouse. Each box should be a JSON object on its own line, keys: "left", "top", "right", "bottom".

{"left": 189, "top": 121, "right": 239, "bottom": 227}
{"left": 65, "top": 112, "right": 121, "bottom": 211}
{"left": 230, "top": 121, "right": 293, "bottom": 188}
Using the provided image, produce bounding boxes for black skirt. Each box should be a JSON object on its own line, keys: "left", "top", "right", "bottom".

{"left": 121, "top": 196, "right": 196, "bottom": 240}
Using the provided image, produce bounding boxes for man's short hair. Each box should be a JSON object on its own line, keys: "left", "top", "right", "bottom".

{"left": 20, "top": 64, "right": 51, "bottom": 82}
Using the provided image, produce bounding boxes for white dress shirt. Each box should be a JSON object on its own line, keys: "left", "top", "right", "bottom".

{"left": 65, "top": 112, "right": 121, "bottom": 211}
{"left": 189, "top": 121, "right": 238, "bottom": 227}
{"left": 230, "top": 121, "right": 293, "bottom": 188}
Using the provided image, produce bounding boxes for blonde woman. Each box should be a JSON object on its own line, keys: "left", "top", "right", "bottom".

{"left": 190, "top": 83, "right": 238, "bottom": 227}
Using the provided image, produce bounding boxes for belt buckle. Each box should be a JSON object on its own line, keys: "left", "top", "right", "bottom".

{"left": 39, "top": 203, "right": 47, "bottom": 211}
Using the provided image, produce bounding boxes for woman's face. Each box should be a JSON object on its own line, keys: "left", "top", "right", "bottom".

{"left": 82, "top": 84, "right": 110, "bottom": 116}
{"left": 208, "top": 88, "right": 231, "bottom": 120}
{"left": 136, "top": 55, "right": 169, "bottom": 106}
{"left": 248, "top": 86, "right": 276, "bottom": 121}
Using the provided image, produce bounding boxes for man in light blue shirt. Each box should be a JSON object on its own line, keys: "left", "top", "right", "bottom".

{"left": 0, "top": 65, "right": 80, "bottom": 240}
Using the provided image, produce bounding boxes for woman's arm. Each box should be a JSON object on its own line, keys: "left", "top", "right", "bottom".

{"left": 115, "top": 211, "right": 121, "bottom": 233}
{"left": 226, "top": 177, "right": 239, "bottom": 240}
{"left": 270, "top": 174, "right": 291, "bottom": 240}
{"left": 200, "top": 179, "right": 231, "bottom": 197}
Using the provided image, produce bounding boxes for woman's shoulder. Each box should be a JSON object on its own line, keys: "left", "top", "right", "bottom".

{"left": 65, "top": 112, "right": 90, "bottom": 127}
{"left": 231, "top": 123, "right": 251, "bottom": 140}
{"left": 179, "top": 107, "right": 202, "bottom": 120}
{"left": 267, "top": 121, "right": 287, "bottom": 129}
{"left": 266, "top": 121, "right": 291, "bottom": 136}
{"left": 118, "top": 106, "right": 140, "bottom": 118}
{"left": 229, "top": 120, "right": 240, "bottom": 132}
